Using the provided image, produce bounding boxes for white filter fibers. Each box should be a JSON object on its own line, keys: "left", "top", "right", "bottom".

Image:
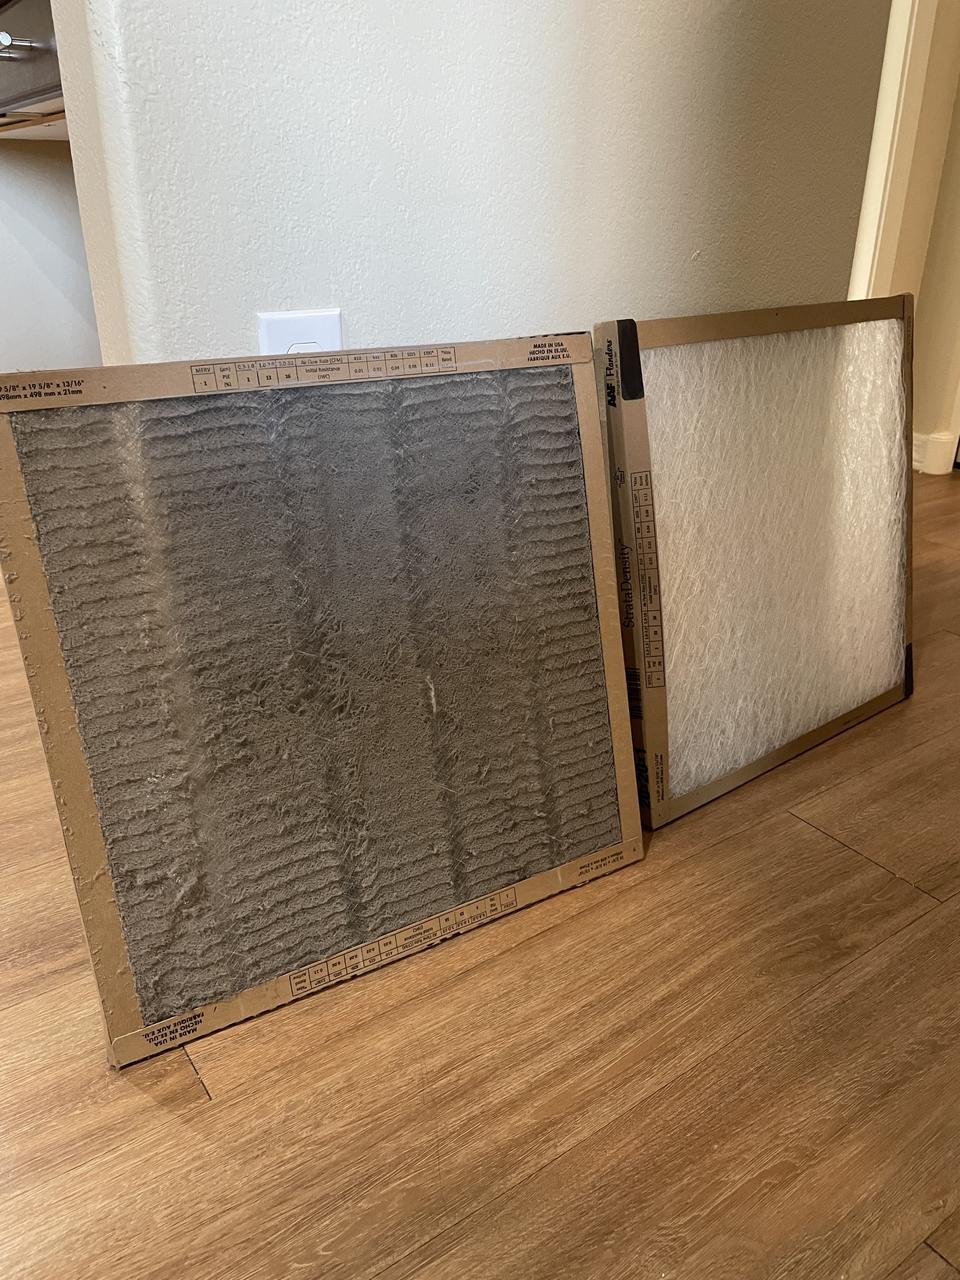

{"left": 641, "top": 319, "right": 907, "bottom": 799}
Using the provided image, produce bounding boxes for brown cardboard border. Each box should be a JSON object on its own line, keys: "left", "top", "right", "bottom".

{"left": 596, "top": 296, "right": 913, "bottom": 829}
{"left": 595, "top": 325, "right": 671, "bottom": 825}
{"left": 572, "top": 360, "right": 642, "bottom": 831}
{"left": 0, "top": 427, "right": 141, "bottom": 1040}
{"left": 631, "top": 296, "right": 905, "bottom": 351}
{"left": 0, "top": 333, "right": 593, "bottom": 413}
{"left": 0, "top": 331, "right": 643, "bottom": 1065}
{"left": 902, "top": 294, "right": 915, "bottom": 654}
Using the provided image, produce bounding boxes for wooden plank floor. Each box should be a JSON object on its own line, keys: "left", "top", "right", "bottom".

{"left": 1, "top": 471, "right": 958, "bottom": 1279}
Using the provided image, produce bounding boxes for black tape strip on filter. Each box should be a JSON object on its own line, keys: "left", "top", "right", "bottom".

{"left": 617, "top": 320, "right": 644, "bottom": 401}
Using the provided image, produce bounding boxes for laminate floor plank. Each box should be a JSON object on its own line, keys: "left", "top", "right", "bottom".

{"left": 929, "top": 1210, "right": 960, "bottom": 1270}
{"left": 0, "top": 813, "right": 930, "bottom": 1279}
{"left": 915, "top": 473, "right": 960, "bottom": 552}
{"left": 379, "top": 897, "right": 960, "bottom": 1280}
{"left": 1, "top": 770, "right": 64, "bottom": 877}
{"left": 793, "top": 726, "right": 960, "bottom": 900}
{"left": 0, "top": 972, "right": 209, "bottom": 1202}
{"left": 885, "top": 1245, "right": 960, "bottom": 1280}
{"left": 0, "top": 857, "right": 88, "bottom": 1010}
{"left": 913, "top": 537, "right": 960, "bottom": 639}
{"left": 0, "top": 599, "right": 65, "bottom": 877}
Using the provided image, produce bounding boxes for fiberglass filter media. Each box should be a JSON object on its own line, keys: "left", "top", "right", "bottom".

{"left": 12, "top": 366, "right": 621, "bottom": 1024}
{"left": 641, "top": 319, "right": 907, "bottom": 799}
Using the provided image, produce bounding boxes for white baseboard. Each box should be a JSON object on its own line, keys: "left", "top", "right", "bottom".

{"left": 913, "top": 429, "right": 959, "bottom": 473}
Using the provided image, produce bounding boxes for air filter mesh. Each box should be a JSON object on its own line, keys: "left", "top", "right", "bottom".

{"left": 641, "top": 319, "right": 907, "bottom": 798}
{"left": 11, "top": 365, "right": 621, "bottom": 1025}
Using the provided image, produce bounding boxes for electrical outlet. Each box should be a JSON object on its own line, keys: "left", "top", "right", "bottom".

{"left": 257, "top": 308, "right": 343, "bottom": 355}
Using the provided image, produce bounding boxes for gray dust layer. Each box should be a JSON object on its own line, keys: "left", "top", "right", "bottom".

{"left": 12, "top": 366, "right": 621, "bottom": 1024}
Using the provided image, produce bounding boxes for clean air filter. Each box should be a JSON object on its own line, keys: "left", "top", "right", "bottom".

{"left": 597, "top": 297, "right": 912, "bottom": 827}
{"left": 0, "top": 336, "right": 641, "bottom": 1064}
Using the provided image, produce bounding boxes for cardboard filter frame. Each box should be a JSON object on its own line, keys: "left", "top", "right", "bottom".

{"left": 594, "top": 295, "right": 914, "bottom": 829}
{"left": 0, "top": 333, "right": 643, "bottom": 1066}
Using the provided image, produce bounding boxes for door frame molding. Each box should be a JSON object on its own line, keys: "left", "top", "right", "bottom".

{"left": 850, "top": 0, "right": 956, "bottom": 299}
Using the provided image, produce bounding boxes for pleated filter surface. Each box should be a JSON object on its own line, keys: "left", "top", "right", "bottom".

{"left": 12, "top": 365, "right": 621, "bottom": 1025}
{"left": 641, "top": 319, "right": 907, "bottom": 799}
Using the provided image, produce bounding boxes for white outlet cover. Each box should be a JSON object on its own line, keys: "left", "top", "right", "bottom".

{"left": 257, "top": 308, "right": 343, "bottom": 355}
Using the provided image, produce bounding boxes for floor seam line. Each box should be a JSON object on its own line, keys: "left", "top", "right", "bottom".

{"left": 183, "top": 1046, "right": 212, "bottom": 1102}
{"left": 788, "top": 813, "right": 941, "bottom": 904}
{"left": 927, "top": 1239, "right": 960, "bottom": 1275}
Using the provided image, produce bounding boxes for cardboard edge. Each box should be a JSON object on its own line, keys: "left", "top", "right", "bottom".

{"left": 0, "top": 420, "right": 142, "bottom": 1050}
{"left": 571, "top": 360, "right": 644, "bottom": 846}
{"left": 632, "top": 295, "right": 906, "bottom": 352}
{"left": 902, "top": 292, "right": 915, "bottom": 671}
{"left": 0, "top": 333, "right": 594, "bottom": 414}
{"left": 110, "top": 835, "right": 645, "bottom": 1067}
{"left": 593, "top": 321, "right": 671, "bottom": 828}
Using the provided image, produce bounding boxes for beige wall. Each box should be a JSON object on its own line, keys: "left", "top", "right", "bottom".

{"left": 54, "top": 0, "right": 889, "bottom": 364}
{"left": 0, "top": 141, "right": 100, "bottom": 371}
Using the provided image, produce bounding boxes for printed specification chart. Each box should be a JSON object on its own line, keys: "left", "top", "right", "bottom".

{"left": 190, "top": 346, "right": 458, "bottom": 394}
{"left": 630, "top": 470, "right": 665, "bottom": 688}
{"left": 288, "top": 886, "right": 519, "bottom": 997}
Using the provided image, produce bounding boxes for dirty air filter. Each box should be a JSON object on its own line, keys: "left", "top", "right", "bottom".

{"left": 596, "top": 297, "right": 912, "bottom": 828}
{"left": 0, "top": 336, "right": 642, "bottom": 1064}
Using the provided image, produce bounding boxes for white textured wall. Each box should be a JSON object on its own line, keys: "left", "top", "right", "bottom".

{"left": 54, "top": 1, "right": 889, "bottom": 364}
{"left": 0, "top": 141, "right": 100, "bottom": 371}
